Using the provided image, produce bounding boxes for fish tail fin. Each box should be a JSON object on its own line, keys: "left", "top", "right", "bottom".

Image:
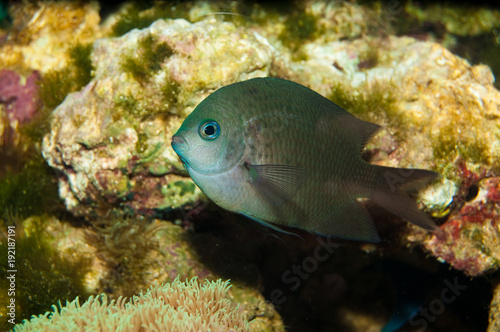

{"left": 370, "top": 166, "right": 439, "bottom": 231}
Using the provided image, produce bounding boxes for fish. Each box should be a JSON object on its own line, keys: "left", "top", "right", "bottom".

{"left": 171, "top": 77, "right": 438, "bottom": 242}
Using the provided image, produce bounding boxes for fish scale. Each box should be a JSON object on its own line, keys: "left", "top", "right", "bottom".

{"left": 171, "top": 77, "right": 438, "bottom": 242}
{"left": 235, "top": 82, "right": 371, "bottom": 225}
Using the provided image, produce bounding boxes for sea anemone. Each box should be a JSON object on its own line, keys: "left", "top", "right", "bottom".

{"left": 15, "top": 277, "right": 249, "bottom": 331}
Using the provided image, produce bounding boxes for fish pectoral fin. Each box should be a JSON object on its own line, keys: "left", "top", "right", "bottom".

{"left": 314, "top": 201, "right": 381, "bottom": 242}
{"left": 247, "top": 163, "right": 307, "bottom": 206}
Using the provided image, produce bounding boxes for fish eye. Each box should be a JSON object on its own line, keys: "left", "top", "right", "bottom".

{"left": 199, "top": 120, "right": 220, "bottom": 140}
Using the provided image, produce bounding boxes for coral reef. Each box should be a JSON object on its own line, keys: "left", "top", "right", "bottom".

{"left": 14, "top": 278, "right": 250, "bottom": 332}
{"left": 422, "top": 174, "right": 500, "bottom": 276}
{"left": 0, "top": 1, "right": 102, "bottom": 74}
{"left": 0, "top": 155, "right": 59, "bottom": 218}
{"left": 0, "top": 70, "right": 40, "bottom": 123}
{"left": 109, "top": 1, "right": 191, "bottom": 37}
{"left": 37, "top": 0, "right": 499, "bottom": 281}
{"left": 0, "top": 212, "right": 283, "bottom": 331}
{"left": 289, "top": 30, "right": 499, "bottom": 278}
{"left": 404, "top": 2, "right": 500, "bottom": 37}
{"left": 0, "top": 1, "right": 499, "bottom": 331}
{"left": 0, "top": 69, "right": 42, "bottom": 164}
{"left": 42, "top": 17, "right": 274, "bottom": 217}
{"left": 0, "top": 1, "right": 102, "bottom": 190}
{"left": 0, "top": 216, "right": 92, "bottom": 331}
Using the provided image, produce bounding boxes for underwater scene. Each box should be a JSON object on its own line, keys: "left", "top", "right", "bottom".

{"left": 0, "top": 0, "right": 499, "bottom": 331}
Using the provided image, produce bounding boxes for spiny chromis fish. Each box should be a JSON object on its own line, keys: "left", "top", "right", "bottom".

{"left": 171, "top": 77, "right": 438, "bottom": 242}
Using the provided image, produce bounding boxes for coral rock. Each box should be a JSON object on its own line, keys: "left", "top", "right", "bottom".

{"left": 0, "top": 69, "right": 40, "bottom": 122}
{"left": 42, "top": 18, "right": 274, "bottom": 217}
{"left": 41, "top": 6, "right": 500, "bottom": 279}
{"left": 424, "top": 176, "right": 500, "bottom": 276}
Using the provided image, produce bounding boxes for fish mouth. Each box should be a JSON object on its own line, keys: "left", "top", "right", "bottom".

{"left": 171, "top": 134, "right": 189, "bottom": 162}
{"left": 171, "top": 134, "right": 186, "bottom": 149}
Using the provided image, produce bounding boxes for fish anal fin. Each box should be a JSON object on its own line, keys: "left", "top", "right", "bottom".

{"left": 314, "top": 201, "right": 381, "bottom": 242}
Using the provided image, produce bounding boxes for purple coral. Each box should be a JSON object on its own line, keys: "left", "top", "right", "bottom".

{"left": 0, "top": 69, "right": 40, "bottom": 122}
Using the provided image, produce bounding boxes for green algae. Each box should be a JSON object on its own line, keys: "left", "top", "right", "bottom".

{"left": 158, "top": 79, "right": 180, "bottom": 112}
{"left": 328, "top": 77, "right": 493, "bottom": 175}
{"left": 111, "top": 4, "right": 159, "bottom": 36}
{"left": 111, "top": 1, "right": 191, "bottom": 37}
{"left": 279, "top": 11, "right": 323, "bottom": 52}
{"left": 432, "top": 124, "right": 491, "bottom": 172}
{"left": 121, "top": 34, "right": 173, "bottom": 84}
{"left": 135, "top": 131, "right": 150, "bottom": 155}
{"left": 38, "top": 70, "right": 71, "bottom": 111}
{"left": 148, "top": 163, "right": 171, "bottom": 176}
{"left": 114, "top": 93, "right": 140, "bottom": 121}
{"left": 117, "top": 33, "right": 179, "bottom": 124}
{"left": 170, "top": 180, "right": 196, "bottom": 197}
{"left": 244, "top": 3, "right": 283, "bottom": 28}
{"left": 404, "top": 2, "right": 500, "bottom": 37}
{"left": 114, "top": 83, "right": 177, "bottom": 124}
{"left": 68, "top": 43, "right": 94, "bottom": 88}
{"left": 357, "top": 47, "right": 380, "bottom": 70}
{"left": 39, "top": 42, "right": 94, "bottom": 110}
{"left": 284, "top": 12, "right": 318, "bottom": 40}
{"left": 137, "top": 141, "right": 164, "bottom": 163}
{"left": 0, "top": 216, "right": 90, "bottom": 331}
{"left": 85, "top": 214, "right": 163, "bottom": 298}
{"left": 436, "top": 139, "right": 490, "bottom": 165}
{"left": 26, "top": 42, "right": 94, "bottom": 143}
{"left": 160, "top": 179, "right": 200, "bottom": 211}
{"left": 327, "top": 81, "right": 404, "bottom": 137}
{"left": 0, "top": 156, "right": 59, "bottom": 220}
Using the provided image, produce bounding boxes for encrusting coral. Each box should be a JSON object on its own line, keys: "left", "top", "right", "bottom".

{"left": 14, "top": 277, "right": 250, "bottom": 332}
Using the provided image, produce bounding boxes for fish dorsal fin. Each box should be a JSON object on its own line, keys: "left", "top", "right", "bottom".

{"left": 337, "top": 114, "right": 382, "bottom": 152}
{"left": 246, "top": 163, "right": 307, "bottom": 207}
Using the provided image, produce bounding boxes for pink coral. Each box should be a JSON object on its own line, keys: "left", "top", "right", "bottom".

{"left": 0, "top": 69, "right": 40, "bottom": 122}
{"left": 424, "top": 176, "right": 500, "bottom": 276}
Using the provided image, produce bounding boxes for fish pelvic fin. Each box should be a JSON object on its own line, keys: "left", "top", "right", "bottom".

{"left": 371, "top": 166, "right": 439, "bottom": 231}
{"left": 240, "top": 212, "right": 303, "bottom": 239}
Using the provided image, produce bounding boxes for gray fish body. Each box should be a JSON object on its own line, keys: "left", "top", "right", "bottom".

{"left": 172, "top": 78, "right": 437, "bottom": 242}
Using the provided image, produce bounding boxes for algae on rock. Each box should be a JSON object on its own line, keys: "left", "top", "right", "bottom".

{"left": 42, "top": 18, "right": 274, "bottom": 217}
{"left": 40, "top": 5, "right": 500, "bottom": 279}
{"left": 1, "top": 213, "right": 284, "bottom": 331}
{"left": 292, "top": 32, "right": 500, "bottom": 276}
{"left": 0, "top": 216, "right": 93, "bottom": 331}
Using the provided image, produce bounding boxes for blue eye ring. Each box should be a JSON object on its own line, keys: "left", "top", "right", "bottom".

{"left": 199, "top": 120, "right": 220, "bottom": 140}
